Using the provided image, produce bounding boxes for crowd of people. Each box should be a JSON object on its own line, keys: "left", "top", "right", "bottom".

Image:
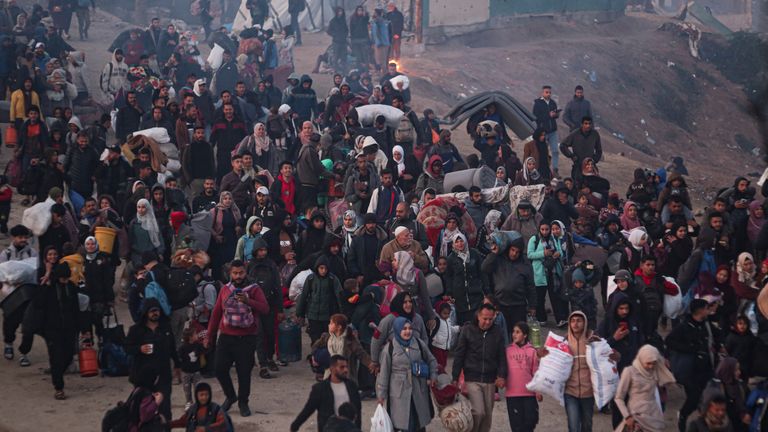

{"left": 0, "top": 1, "right": 767, "bottom": 432}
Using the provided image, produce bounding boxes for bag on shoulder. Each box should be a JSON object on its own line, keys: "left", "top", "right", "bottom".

{"left": 167, "top": 268, "right": 198, "bottom": 309}
{"left": 143, "top": 271, "right": 171, "bottom": 316}
{"left": 222, "top": 286, "right": 255, "bottom": 328}
{"left": 394, "top": 115, "right": 415, "bottom": 143}
{"left": 102, "top": 390, "right": 138, "bottom": 432}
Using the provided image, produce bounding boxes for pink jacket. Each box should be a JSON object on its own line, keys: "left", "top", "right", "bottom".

{"left": 505, "top": 342, "right": 539, "bottom": 397}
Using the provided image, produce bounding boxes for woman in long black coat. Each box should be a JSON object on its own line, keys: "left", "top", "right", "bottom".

{"left": 444, "top": 233, "right": 487, "bottom": 326}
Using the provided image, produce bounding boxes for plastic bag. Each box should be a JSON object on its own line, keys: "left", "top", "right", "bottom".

{"left": 526, "top": 332, "right": 573, "bottom": 406}
{"left": 22, "top": 198, "right": 55, "bottom": 236}
{"left": 0, "top": 258, "right": 38, "bottom": 286}
{"left": 371, "top": 404, "right": 393, "bottom": 432}
{"left": 288, "top": 270, "right": 313, "bottom": 301}
{"left": 586, "top": 339, "right": 619, "bottom": 409}
{"left": 207, "top": 43, "right": 225, "bottom": 70}
{"left": 663, "top": 277, "right": 683, "bottom": 319}
{"left": 439, "top": 394, "right": 473, "bottom": 432}
{"left": 390, "top": 74, "right": 410, "bottom": 90}
{"left": 134, "top": 127, "right": 171, "bottom": 144}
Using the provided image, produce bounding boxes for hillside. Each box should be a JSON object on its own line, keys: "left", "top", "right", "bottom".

{"left": 398, "top": 13, "right": 762, "bottom": 203}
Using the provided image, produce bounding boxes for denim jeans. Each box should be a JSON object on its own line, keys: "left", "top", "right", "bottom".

{"left": 546, "top": 130, "right": 560, "bottom": 171}
{"left": 564, "top": 394, "right": 594, "bottom": 432}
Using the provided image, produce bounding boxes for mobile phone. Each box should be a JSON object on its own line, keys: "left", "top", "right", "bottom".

{"left": 234, "top": 288, "right": 243, "bottom": 296}
{"left": 619, "top": 322, "right": 628, "bottom": 332}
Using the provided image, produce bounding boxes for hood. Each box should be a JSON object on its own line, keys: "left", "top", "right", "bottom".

{"left": 140, "top": 297, "right": 163, "bottom": 320}
{"left": 655, "top": 167, "right": 667, "bottom": 185}
{"left": 603, "top": 214, "right": 620, "bottom": 228}
{"left": 252, "top": 237, "right": 268, "bottom": 252}
{"left": 734, "top": 176, "right": 749, "bottom": 188}
{"left": 425, "top": 154, "right": 444, "bottom": 178}
{"left": 67, "top": 116, "right": 82, "bottom": 130}
{"left": 666, "top": 172, "right": 687, "bottom": 188}
{"left": 300, "top": 74, "right": 313, "bottom": 85}
{"left": 111, "top": 49, "right": 125, "bottom": 64}
{"left": 566, "top": 310, "right": 588, "bottom": 339}
{"left": 194, "top": 382, "right": 213, "bottom": 405}
{"left": 323, "top": 234, "right": 343, "bottom": 253}
{"left": 246, "top": 215, "right": 262, "bottom": 235}
{"left": 313, "top": 255, "right": 330, "bottom": 273}
{"left": 286, "top": 72, "right": 300, "bottom": 82}
{"left": 633, "top": 168, "right": 646, "bottom": 182}
{"left": 309, "top": 210, "right": 327, "bottom": 225}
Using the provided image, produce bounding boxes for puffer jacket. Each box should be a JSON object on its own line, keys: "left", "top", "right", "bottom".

{"left": 481, "top": 252, "right": 536, "bottom": 308}
{"left": 296, "top": 256, "right": 342, "bottom": 321}
{"left": 65, "top": 144, "right": 99, "bottom": 195}
{"left": 452, "top": 320, "right": 508, "bottom": 383}
{"left": 287, "top": 75, "right": 317, "bottom": 120}
{"left": 445, "top": 249, "right": 487, "bottom": 314}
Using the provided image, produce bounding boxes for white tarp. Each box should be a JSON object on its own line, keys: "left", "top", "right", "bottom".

{"left": 233, "top": 0, "right": 335, "bottom": 33}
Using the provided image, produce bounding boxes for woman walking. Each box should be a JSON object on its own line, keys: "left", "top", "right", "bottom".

{"left": 614, "top": 345, "right": 676, "bottom": 432}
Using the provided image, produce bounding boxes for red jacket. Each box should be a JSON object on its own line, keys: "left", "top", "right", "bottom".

{"left": 0, "top": 185, "right": 12, "bottom": 202}
{"left": 207, "top": 282, "right": 270, "bottom": 337}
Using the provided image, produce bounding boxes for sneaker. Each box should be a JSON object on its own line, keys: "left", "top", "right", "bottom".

{"left": 4, "top": 344, "right": 13, "bottom": 360}
{"left": 267, "top": 359, "right": 279, "bottom": 372}
{"left": 239, "top": 403, "right": 251, "bottom": 417}
{"left": 557, "top": 320, "right": 568, "bottom": 328}
{"left": 54, "top": 390, "right": 66, "bottom": 400}
{"left": 221, "top": 397, "right": 236, "bottom": 412}
{"left": 276, "top": 359, "right": 288, "bottom": 367}
{"left": 19, "top": 355, "right": 30, "bottom": 367}
{"left": 259, "top": 367, "right": 274, "bottom": 379}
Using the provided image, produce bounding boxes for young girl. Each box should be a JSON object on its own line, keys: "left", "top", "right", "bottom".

{"left": 505, "top": 322, "right": 541, "bottom": 432}
{"left": 429, "top": 302, "right": 459, "bottom": 369}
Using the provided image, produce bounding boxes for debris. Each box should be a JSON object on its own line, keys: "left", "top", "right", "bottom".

{"left": 667, "top": 61, "right": 675, "bottom": 67}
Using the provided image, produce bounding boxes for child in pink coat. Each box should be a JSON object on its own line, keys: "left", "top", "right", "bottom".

{"left": 505, "top": 321, "right": 542, "bottom": 432}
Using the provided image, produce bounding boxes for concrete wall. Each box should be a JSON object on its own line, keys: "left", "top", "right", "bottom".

{"left": 426, "top": 0, "right": 489, "bottom": 27}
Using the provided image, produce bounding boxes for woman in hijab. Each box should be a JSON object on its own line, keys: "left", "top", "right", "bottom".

{"left": 392, "top": 251, "right": 435, "bottom": 322}
{"left": 150, "top": 185, "right": 173, "bottom": 263}
{"left": 127, "top": 366, "right": 166, "bottom": 431}
{"left": 445, "top": 233, "right": 486, "bottom": 325}
{"left": 701, "top": 357, "right": 750, "bottom": 431}
{"left": 128, "top": 198, "right": 164, "bottom": 267}
{"left": 311, "top": 313, "right": 373, "bottom": 383}
{"left": 523, "top": 128, "right": 551, "bottom": 181}
{"left": 392, "top": 145, "right": 418, "bottom": 193}
{"left": 477, "top": 210, "right": 502, "bottom": 256}
{"left": 238, "top": 122, "right": 272, "bottom": 169}
{"left": 370, "top": 292, "right": 430, "bottom": 364}
{"left": 621, "top": 201, "right": 642, "bottom": 231}
{"left": 435, "top": 213, "right": 462, "bottom": 260}
{"left": 83, "top": 236, "right": 115, "bottom": 344}
{"left": 495, "top": 144, "right": 522, "bottom": 183}
{"left": 614, "top": 345, "right": 676, "bottom": 432}
{"left": 209, "top": 191, "right": 242, "bottom": 281}
{"left": 376, "top": 316, "right": 438, "bottom": 432}
{"left": 334, "top": 209, "right": 358, "bottom": 257}
{"left": 732, "top": 252, "right": 759, "bottom": 304}
{"left": 749, "top": 201, "right": 766, "bottom": 259}
{"left": 621, "top": 227, "right": 650, "bottom": 273}
{"left": 514, "top": 157, "right": 544, "bottom": 186}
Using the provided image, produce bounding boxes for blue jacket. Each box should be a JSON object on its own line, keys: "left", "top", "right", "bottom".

{"left": 526, "top": 234, "right": 564, "bottom": 287}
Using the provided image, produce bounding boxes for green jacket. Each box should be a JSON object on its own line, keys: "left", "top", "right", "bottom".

{"left": 296, "top": 273, "right": 342, "bottom": 321}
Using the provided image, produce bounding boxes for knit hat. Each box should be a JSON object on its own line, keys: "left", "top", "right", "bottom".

{"left": 572, "top": 269, "right": 586, "bottom": 283}
{"left": 614, "top": 269, "right": 632, "bottom": 281}
{"left": 363, "top": 213, "right": 377, "bottom": 224}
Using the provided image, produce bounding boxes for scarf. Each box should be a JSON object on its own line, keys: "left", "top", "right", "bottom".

{"left": 453, "top": 233, "right": 469, "bottom": 263}
{"left": 84, "top": 236, "right": 99, "bottom": 261}
{"left": 748, "top": 200, "right": 765, "bottom": 240}
{"left": 440, "top": 226, "right": 461, "bottom": 257}
{"left": 393, "top": 316, "right": 412, "bottom": 347}
{"left": 632, "top": 345, "right": 675, "bottom": 386}
{"left": 523, "top": 157, "right": 540, "bottom": 182}
{"left": 627, "top": 227, "right": 647, "bottom": 251}
{"left": 216, "top": 191, "right": 242, "bottom": 221}
{"left": 328, "top": 330, "right": 346, "bottom": 356}
{"left": 394, "top": 250, "right": 416, "bottom": 286}
{"left": 737, "top": 252, "right": 757, "bottom": 286}
{"left": 621, "top": 201, "right": 642, "bottom": 231}
{"left": 136, "top": 198, "right": 162, "bottom": 248}
{"left": 250, "top": 123, "right": 270, "bottom": 156}
{"left": 392, "top": 145, "right": 406, "bottom": 176}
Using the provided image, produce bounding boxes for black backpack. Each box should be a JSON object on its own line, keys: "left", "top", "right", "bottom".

{"left": 101, "top": 390, "right": 138, "bottom": 432}
{"left": 167, "top": 268, "right": 198, "bottom": 310}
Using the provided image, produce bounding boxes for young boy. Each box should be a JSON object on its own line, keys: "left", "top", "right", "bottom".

{"left": 178, "top": 327, "right": 205, "bottom": 411}
{"left": 267, "top": 106, "right": 288, "bottom": 150}
{"left": 429, "top": 302, "right": 459, "bottom": 369}
{"left": 725, "top": 315, "right": 757, "bottom": 380}
{"left": 565, "top": 269, "right": 598, "bottom": 329}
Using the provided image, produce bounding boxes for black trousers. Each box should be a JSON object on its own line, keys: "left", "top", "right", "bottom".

{"left": 215, "top": 334, "right": 257, "bottom": 403}
{"left": 307, "top": 319, "right": 325, "bottom": 346}
{"left": 257, "top": 312, "right": 277, "bottom": 365}
{"left": 3, "top": 302, "right": 34, "bottom": 352}
{"left": 506, "top": 396, "right": 539, "bottom": 432}
{"left": 535, "top": 284, "right": 568, "bottom": 324}
{"left": 498, "top": 305, "right": 527, "bottom": 340}
{"left": 45, "top": 332, "right": 76, "bottom": 391}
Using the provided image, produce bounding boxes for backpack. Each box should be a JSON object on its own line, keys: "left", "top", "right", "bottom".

{"left": 167, "top": 268, "right": 198, "bottom": 310}
{"left": 394, "top": 115, "right": 415, "bottom": 143}
{"left": 379, "top": 281, "right": 404, "bottom": 318}
{"left": 143, "top": 271, "right": 171, "bottom": 316}
{"left": 101, "top": 390, "right": 139, "bottom": 432}
{"left": 222, "top": 286, "right": 255, "bottom": 328}
{"left": 99, "top": 340, "right": 132, "bottom": 377}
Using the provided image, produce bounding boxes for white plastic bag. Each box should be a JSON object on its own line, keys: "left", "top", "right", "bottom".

{"left": 0, "top": 258, "right": 38, "bottom": 286}
{"left": 606, "top": 275, "right": 617, "bottom": 300}
{"left": 439, "top": 394, "right": 473, "bottom": 432}
{"left": 22, "top": 197, "right": 55, "bottom": 236}
{"left": 662, "top": 276, "right": 683, "bottom": 319}
{"left": 390, "top": 74, "right": 410, "bottom": 90}
{"left": 371, "top": 403, "right": 393, "bottom": 432}
{"left": 526, "top": 332, "right": 573, "bottom": 406}
{"left": 288, "top": 269, "right": 313, "bottom": 301}
{"left": 586, "top": 339, "right": 619, "bottom": 409}
{"left": 354, "top": 104, "right": 404, "bottom": 128}
{"left": 207, "top": 43, "right": 225, "bottom": 70}
{"left": 134, "top": 127, "right": 171, "bottom": 144}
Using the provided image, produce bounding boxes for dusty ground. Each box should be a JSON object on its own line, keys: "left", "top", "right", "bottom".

{"left": 0, "top": 5, "right": 744, "bottom": 432}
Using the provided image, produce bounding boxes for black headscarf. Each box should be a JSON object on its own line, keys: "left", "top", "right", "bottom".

{"left": 389, "top": 291, "right": 414, "bottom": 319}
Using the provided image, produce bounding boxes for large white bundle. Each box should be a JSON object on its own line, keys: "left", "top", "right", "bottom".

{"left": 208, "top": 43, "right": 225, "bottom": 70}
{"left": 586, "top": 339, "right": 619, "bottom": 409}
{"left": 134, "top": 127, "right": 171, "bottom": 144}
{"left": 158, "top": 142, "right": 179, "bottom": 160}
{"left": 526, "top": 332, "right": 573, "bottom": 406}
{"left": 22, "top": 197, "right": 55, "bottom": 236}
{"left": 166, "top": 159, "right": 181, "bottom": 173}
{"left": 354, "top": 104, "right": 404, "bottom": 128}
{"left": 0, "top": 258, "right": 38, "bottom": 286}
{"left": 663, "top": 276, "right": 683, "bottom": 319}
{"left": 289, "top": 269, "right": 313, "bottom": 301}
{"left": 439, "top": 394, "right": 473, "bottom": 432}
{"left": 390, "top": 74, "right": 410, "bottom": 90}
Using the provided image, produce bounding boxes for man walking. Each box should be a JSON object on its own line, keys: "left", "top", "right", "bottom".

{"left": 562, "top": 85, "right": 593, "bottom": 132}
{"left": 532, "top": 85, "right": 560, "bottom": 177}
{"left": 452, "top": 305, "right": 507, "bottom": 432}
{"left": 205, "top": 260, "right": 269, "bottom": 417}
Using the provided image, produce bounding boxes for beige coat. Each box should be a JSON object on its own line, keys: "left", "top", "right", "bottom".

{"left": 613, "top": 366, "right": 667, "bottom": 432}
{"left": 378, "top": 239, "right": 430, "bottom": 271}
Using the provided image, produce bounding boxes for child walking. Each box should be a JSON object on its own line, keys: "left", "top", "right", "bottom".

{"left": 429, "top": 302, "right": 459, "bottom": 369}
{"left": 505, "top": 321, "right": 541, "bottom": 432}
{"left": 178, "top": 327, "right": 205, "bottom": 411}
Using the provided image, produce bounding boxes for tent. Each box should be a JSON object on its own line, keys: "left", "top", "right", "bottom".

{"left": 233, "top": 0, "right": 336, "bottom": 33}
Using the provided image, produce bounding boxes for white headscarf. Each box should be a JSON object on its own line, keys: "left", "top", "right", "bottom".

{"left": 453, "top": 233, "right": 469, "bottom": 263}
{"left": 84, "top": 236, "right": 99, "bottom": 260}
{"left": 394, "top": 250, "right": 416, "bottom": 286}
{"left": 251, "top": 122, "right": 270, "bottom": 156}
{"left": 136, "top": 198, "right": 162, "bottom": 248}
{"left": 627, "top": 227, "right": 648, "bottom": 251}
{"left": 440, "top": 217, "right": 462, "bottom": 257}
{"left": 392, "top": 145, "right": 405, "bottom": 176}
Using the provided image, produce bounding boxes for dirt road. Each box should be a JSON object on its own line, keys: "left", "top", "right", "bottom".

{"left": 0, "top": 8, "right": 691, "bottom": 432}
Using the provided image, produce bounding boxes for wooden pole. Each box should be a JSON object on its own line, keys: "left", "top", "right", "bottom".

{"left": 415, "top": 0, "right": 422, "bottom": 43}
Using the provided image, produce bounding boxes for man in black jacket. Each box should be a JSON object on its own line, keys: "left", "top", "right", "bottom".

{"left": 452, "top": 305, "right": 507, "bottom": 432}
{"left": 115, "top": 90, "right": 143, "bottom": 142}
{"left": 385, "top": 2, "right": 404, "bottom": 61}
{"left": 532, "top": 85, "right": 560, "bottom": 176}
{"left": 291, "top": 355, "right": 362, "bottom": 432}
{"left": 125, "top": 298, "right": 181, "bottom": 422}
{"left": 247, "top": 238, "right": 284, "bottom": 377}
{"left": 96, "top": 145, "right": 132, "bottom": 204}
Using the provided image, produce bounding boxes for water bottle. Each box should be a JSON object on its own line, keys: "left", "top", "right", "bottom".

{"left": 528, "top": 315, "right": 542, "bottom": 348}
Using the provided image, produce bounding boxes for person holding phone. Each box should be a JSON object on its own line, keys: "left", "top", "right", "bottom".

{"left": 598, "top": 294, "right": 644, "bottom": 428}
{"left": 532, "top": 85, "right": 561, "bottom": 177}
